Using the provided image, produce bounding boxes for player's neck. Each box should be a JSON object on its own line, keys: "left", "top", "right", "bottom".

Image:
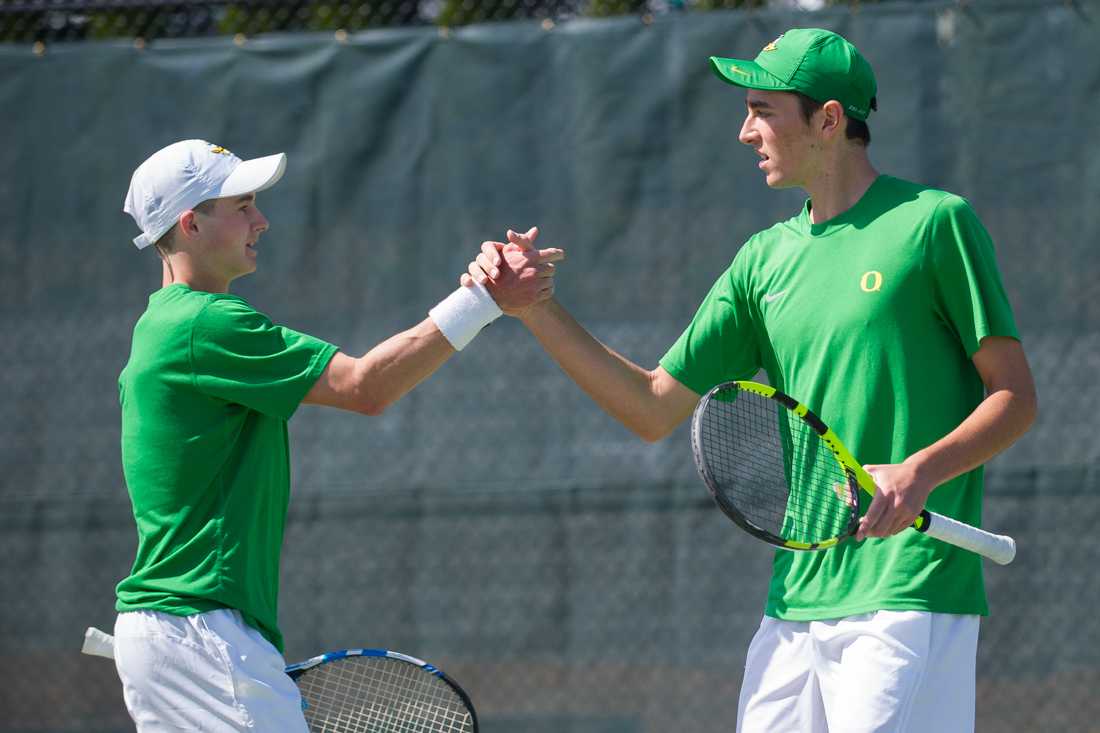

{"left": 803, "top": 149, "right": 879, "bottom": 225}
{"left": 161, "top": 256, "right": 231, "bottom": 294}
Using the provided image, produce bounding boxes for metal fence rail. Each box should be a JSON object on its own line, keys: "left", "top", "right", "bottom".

{"left": 0, "top": 0, "right": 780, "bottom": 43}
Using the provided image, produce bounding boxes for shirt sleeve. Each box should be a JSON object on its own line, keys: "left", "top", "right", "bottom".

{"left": 658, "top": 253, "right": 762, "bottom": 396}
{"left": 926, "top": 195, "right": 1019, "bottom": 357}
{"left": 190, "top": 297, "right": 338, "bottom": 420}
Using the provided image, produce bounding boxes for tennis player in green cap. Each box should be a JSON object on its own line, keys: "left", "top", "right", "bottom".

{"left": 466, "top": 28, "right": 1036, "bottom": 732}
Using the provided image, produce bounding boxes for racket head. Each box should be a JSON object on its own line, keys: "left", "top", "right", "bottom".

{"left": 286, "top": 648, "right": 478, "bottom": 733}
{"left": 691, "top": 380, "right": 861, "bottom": 551}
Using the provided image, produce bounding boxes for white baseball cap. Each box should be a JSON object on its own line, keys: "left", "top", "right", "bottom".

{"left": 123, "top": 139, "right": 287, "bottom": 250}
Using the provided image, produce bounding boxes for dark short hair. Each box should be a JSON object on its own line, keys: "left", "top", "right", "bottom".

{"left": 154, "top": 198, "right": 218, "bottom": 252}
{"left": 795, "top": 92, "right": 871, "bottom": 147}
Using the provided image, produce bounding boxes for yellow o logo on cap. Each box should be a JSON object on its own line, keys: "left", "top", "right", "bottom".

{"left": 860, "top": 271, "right": 883, "bottom": 292}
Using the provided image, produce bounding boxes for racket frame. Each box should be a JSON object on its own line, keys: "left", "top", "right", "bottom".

{"left": 692, "top": 380, "right": 861, "bottom": 552}
{"left": 286, "top": 647, "right": 479, "bottom": 733}
{"left": 693, "top": 380, "right": 1017, "bottom": 564}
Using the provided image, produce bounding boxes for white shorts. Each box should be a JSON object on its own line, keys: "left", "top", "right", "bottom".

{"left": 737, "top": 610, "right": 979, "bottom": 733}
{"left": 113, "top": 608, "right": 309, "bottom": 733}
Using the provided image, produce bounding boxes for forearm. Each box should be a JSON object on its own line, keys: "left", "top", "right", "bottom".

{"left": 906, "top": 385, "right": 1037, "bottom": 490}
{"left": 350, "top": 318, "right": 455, "bottom": 414}
{"left": 858, "top": 337, "right": 1036, "bottom": 538}
{"left": 520, "top": 300, "right": 679, "bottom": 442}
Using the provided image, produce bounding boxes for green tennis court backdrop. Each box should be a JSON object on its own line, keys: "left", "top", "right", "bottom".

{"left": 2, "top": 1, "right": 1098, "bottom": 730}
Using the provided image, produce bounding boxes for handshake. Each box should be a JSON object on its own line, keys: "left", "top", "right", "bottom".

{"left": 458, "top": 226, "right": 564, "bottom": 319}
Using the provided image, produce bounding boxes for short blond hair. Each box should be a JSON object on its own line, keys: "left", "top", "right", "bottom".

{"left": 153, "top": 198, "right": 218, "bottom": 253}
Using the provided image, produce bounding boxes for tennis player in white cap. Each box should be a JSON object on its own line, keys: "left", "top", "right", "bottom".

{"left": 115, "top": 139, "right": 563, "bottom": 731}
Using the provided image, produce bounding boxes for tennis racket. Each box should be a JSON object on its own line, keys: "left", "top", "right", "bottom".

{"left": 81, "top": 627, "right": 478, "bottom": 732}
{"left": 690, "top": 380, "right": 1016, "bottom": 565}
{"left": 287, "top": 648, "right": 477, "bottom": 732}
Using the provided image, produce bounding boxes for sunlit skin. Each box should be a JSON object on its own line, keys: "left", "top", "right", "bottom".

{"left": 159, "top": 193, "right": 269, "bottom": 293}
{"left": 739, "top": 88, "right": 878, "bottom": 225}
{"left": 739, "top": 89, "right": 824, "bottom": 189}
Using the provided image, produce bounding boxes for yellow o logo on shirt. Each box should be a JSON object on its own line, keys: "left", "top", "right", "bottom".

{"left": 860, "top": 271, "right": 883, "bottom": 292}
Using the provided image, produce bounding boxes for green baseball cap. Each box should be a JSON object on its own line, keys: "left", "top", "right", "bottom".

{"left": 710, "top": 28, "right": 877, "bottom": 121}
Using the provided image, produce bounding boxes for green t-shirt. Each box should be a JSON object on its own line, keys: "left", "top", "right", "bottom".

{"left": 116, "top": 284, "right": 337, "bottom": 651}
{"left": 659, "top": 175, "right": 1018, "bottom": 620}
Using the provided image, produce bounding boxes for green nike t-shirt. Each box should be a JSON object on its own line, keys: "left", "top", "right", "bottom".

{"left": 659, "top": 175, "right": 1018, "bottom": 620}
{"left": 116, "top": 284, "right": 337, "bottom": 651}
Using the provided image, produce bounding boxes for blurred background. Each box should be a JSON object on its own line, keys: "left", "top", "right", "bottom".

{"left": 2, "top": 0, "right": 1099, "bottom": 731}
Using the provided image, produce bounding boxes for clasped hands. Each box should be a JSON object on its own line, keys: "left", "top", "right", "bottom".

{"left": 460, "top": 227, "right": 561, "bottom": 318}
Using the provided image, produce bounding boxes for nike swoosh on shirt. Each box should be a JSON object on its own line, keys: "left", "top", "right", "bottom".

{"left": 763, "top": 290, "right": 788, "bottom": 303}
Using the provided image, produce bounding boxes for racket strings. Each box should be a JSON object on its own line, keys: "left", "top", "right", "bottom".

{"left": 296, "top": 656, "right": 474, "bottom": 732}
{"left": 700, "top": 388, "right": 855, "bottom": 545}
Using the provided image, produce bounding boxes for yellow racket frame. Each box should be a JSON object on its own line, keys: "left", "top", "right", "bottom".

{"left": 695, "top": 381, "right": 1017, "bottom": 564}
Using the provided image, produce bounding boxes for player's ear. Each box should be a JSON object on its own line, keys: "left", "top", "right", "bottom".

{"left": 820, "top": 100, "right": 844, "bottom": 139}
{"left": 178, "top": 209, "right": 200, "bottom": 241}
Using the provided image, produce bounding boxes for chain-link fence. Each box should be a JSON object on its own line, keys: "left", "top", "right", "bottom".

{"left": 0, "top": 0, "right": 967, "bottom": 46}
{"left": 2, "top": 0, "right": 1099, "bottom": 731}
{"left": 8, "top": 473, "right": 1098, "bottom": 732}
{"left": 0, "top": 0, "right": 778, "bottom": 43}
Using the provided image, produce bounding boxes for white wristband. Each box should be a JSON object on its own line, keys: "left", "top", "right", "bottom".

{"left": 428, "top": 282, "right": 503, "bottom": 351}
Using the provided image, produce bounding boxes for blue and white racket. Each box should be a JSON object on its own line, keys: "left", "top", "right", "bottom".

{"left": 82, "top": 627, "right": 479, "bottom": 732}
{"left": 287, "top": 647, "right": 478, "bottom": 732}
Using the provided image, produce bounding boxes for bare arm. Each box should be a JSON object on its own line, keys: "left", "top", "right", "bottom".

{"left": 463, "top": 227, "right": 698, "bottom": 442}
{"left": 857, "top": 336, "right": 1038, "bottom": 539}
{"left": 304, "top": 240, "right": 564, "bottom": 415}
{"left": 520, "top": 299, "right": 699, "bottom": 442}
{"left": 303, "top": 320, "right": 454, "bottom": 415}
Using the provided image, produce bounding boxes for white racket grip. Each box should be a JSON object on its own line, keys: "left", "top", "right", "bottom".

{"left": 82, "top": 626, "right": 116, "bottom": 660}
{"left": 920, "top": 511, "right": 1017, "bottom": 565}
